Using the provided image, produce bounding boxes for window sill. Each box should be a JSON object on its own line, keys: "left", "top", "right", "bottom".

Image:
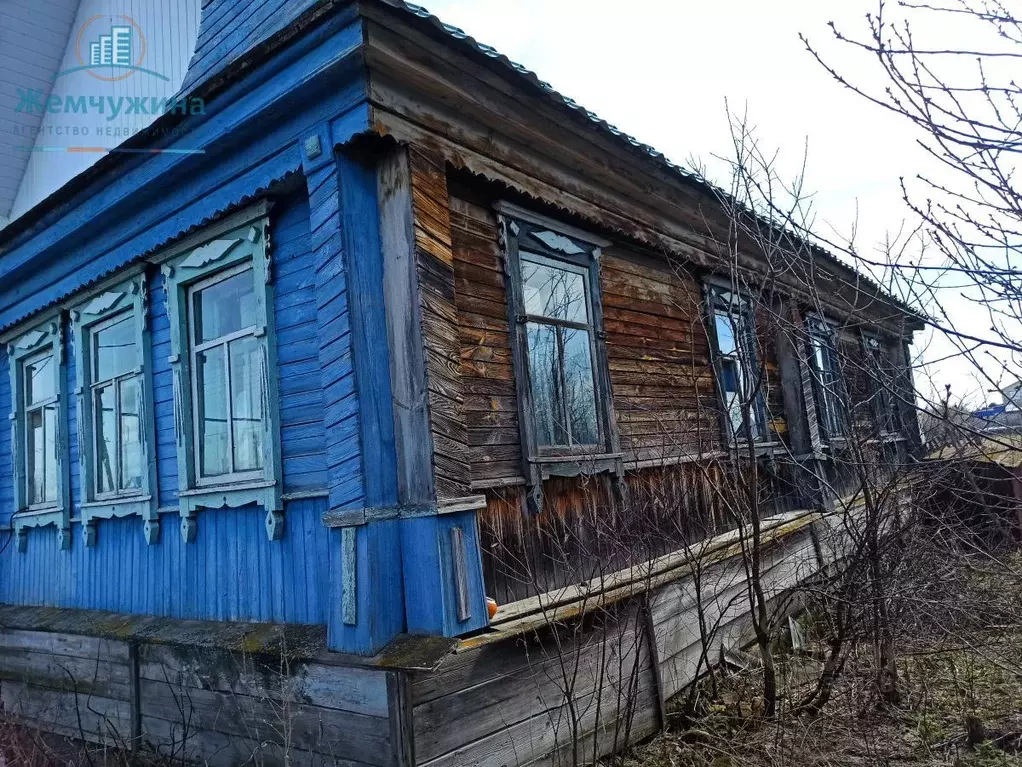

{"left": 529, "top": 453, "right": 623, "bottom": 480}
{"left": 79, "top": 495, "right": 158, "bottom": 544}
{"left": 178, "top": 479, "right": 283, "bottom": 543}
{"left": 13, "top": 507, "right": 70, "bottom": 551}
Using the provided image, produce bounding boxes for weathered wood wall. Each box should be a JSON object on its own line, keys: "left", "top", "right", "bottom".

{"left": 0, "top": 625, "right": 399, "bottom": 766}
{"left": 444, "top": 172, "right": 806, "bottom": 605}
{"left": 410, "top": 516, "right": 822, "bottom": 767}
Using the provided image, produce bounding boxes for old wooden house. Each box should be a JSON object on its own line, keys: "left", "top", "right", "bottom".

{"left": 0, "top": 1, "right": 922, "bottom": 764}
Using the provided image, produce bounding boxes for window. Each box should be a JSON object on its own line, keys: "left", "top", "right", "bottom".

{"left": 7, "top": 319, "right": 69, "bottom": 551}
{"left": 707, "top": 289, "right": 765, "bottom": 442}
{"left": 521, "top": 253, "right": 599, "bottom": 449}
{"left": 189, "top": 264, "right": 265, "bottom": 483}
{"left": 71, "top": 274, "right": 158, "bottom": 545}
{"left": 863, "top": 335, "right": 899, "bottom": 435}
{"left": 808, "top": 318, "right": 846, "bottom": 439}
{"left": 163, "top": 213, "right": 283, "bottom": 543}
{"left": 23, "top": 352, "right": 59, "bottom": 507}
{"left": 499, "top": 204, "right": 620, "bottom": 514}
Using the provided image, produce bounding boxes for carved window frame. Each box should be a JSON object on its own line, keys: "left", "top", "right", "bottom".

{"left": 861, "top": 333, "right": 902, "bottom": 438}
{"left": 8, "top": 317, "right": 70, "bottom": 551}
{"left": 71, "top": 272, "right": 159, "bottom": 546}
{"left": 161, "top": 210, "right": 284, "bottom": 543}
{"left": 497, "top": 202, "right": 622, "bottom": 514}
{"left": 704, "top": 284, "right": 768, "bottom": 445}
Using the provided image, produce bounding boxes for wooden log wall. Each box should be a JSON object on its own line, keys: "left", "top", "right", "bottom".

{"left": 600, "top": 252, "right": 720, "bottom": 462}
{"left": 444, "top": 172, "right": 799, "bottom": 605}
{"left": 479, "top": 463, "right": 741, "bottom": 607}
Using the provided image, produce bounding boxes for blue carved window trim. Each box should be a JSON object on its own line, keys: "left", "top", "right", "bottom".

{"left": 8, "top": 317, "right": 71, "bottom": 552}
{"left": 71, "top": 272, "right": 159, "bottom": 546}
{"left": 161, "top": 209, "right": 284, "bottom": 543}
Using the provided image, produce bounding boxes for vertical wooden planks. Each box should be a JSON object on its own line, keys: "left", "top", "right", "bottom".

{"left": 379, "top": 147, "right": 436, "bottom": 506}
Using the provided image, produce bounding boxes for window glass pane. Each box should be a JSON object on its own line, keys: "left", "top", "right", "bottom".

{"left": 94, "top": 316, "right": 135, "bottom": 382}
{"left": 562, "top": 329, "right": 598, "bottom": 445}
{"left": 27, "top": 409, "right": 45, "bottom": 505}
{"left": 193, "top": 269, "right": 257, "bottom": 344}
{"left": 720, "top": 359, "right": 740, "bottom": 394}
{"left": 25, "top": 356, "right": 54, "bottom": 405}
{"left": 95, "top": 385, "right": 117, "bottom": 495}
{"left": 119, "top": 377, "right": 143, "bottom": 491}
{"left": 521, "top": 258, "right": 588, "bottom": 324}
{"left": 714, "top": 313, "right": 738, "bottom": 356}
{"left": 229, "top": 336, "right": 264, "bottom": 473}
{"left": 527, "top": 322, "right": 563, "bottom": 447}
{"left": 44, "top": 407, "right": 56, "bottom": 504}
{"left": 197, "top": 347, "right": 230, "bottom": 477}
{"left": 725, "top": 392, "right": 744, "bottom": 436}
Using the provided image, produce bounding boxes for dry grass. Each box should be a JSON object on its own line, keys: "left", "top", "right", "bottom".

{"left": 617, "top": 549, "right": 1022, "bottom": 767}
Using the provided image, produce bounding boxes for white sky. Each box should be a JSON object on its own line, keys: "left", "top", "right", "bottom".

{"left": 420, "top": 0, "right": 1003, "bottom": 407}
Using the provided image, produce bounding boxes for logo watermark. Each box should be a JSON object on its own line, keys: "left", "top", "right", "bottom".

{"left": 9, "top": 14, "right": 204, "bottom": 156}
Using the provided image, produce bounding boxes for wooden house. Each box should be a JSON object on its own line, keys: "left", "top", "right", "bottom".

{"left": 0, "top": 1, "right": 922, "bottom": 764}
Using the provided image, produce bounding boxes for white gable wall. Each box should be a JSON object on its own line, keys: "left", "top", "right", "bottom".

{"left": 7, "top": 0, "right": 200, "bottom": 223}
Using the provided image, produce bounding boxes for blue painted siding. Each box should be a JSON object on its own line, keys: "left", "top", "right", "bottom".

{"left": 0, "top": 500, "right": 332, "bottom": 624}
{"left": 0, "top": 15, "right": 367, "bottom": 332}
{"left": 181, "top": 0, "right": 322, "bottom": 94}
{"left": 0, "top": 347, "right": 11, "bottom": 529}
{"left": 306, "top": 158, "right": 365, "bottom": 512}
{"left": 65, "top": 325, "right": 80, "bottom": 518}
{"left": 273, "top": 192, "right": 331, "bottom": 496}
{"left": 150, "top": 273, "right": 179, "bottom": 508}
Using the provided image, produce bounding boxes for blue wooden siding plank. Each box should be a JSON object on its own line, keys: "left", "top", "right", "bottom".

{"left": 0, "top": 347, "right": 12, "bottom": 526}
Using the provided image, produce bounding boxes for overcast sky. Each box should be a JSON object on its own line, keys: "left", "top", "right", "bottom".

{"left": 421, "top": 0, "right": 996, "bottom": 405}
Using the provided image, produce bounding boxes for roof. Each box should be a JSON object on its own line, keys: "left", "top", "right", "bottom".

{"left": 0, "top": 0, "right": 923, "bottom": 326}
{"left": 379, "top": 1, "right": 922, "bottom": 324}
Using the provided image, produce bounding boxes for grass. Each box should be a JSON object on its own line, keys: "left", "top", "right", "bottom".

{"left": 615, "top": 549, "right": 1022, "bottom": 767}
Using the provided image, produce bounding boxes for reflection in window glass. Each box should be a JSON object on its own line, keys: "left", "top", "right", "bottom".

{"left": 230, "top": 336, "right": 264, "bottom": 473}
{"left": 562, "top": 329, "right": 598, "bottom": 445}
{"left": 89, "top": 312, "right": 143, "bottom": 498}
{"left": 193, "top": 271, "right": 257, "bottom": 344}
{"left": 94, "top": 317, "right": 135, "bottom": 382}
{"left": 22, "top": 352, "right": 58, "bottom": 507}
{"left": 521, "top": 257, "right": 588, "bottom": 324}
{"left": 119, "top": 377, "right": 143, "bottom": 490}
{"left": 95, "top": 385, "right": 117, "bottom": 495}
{"left": 527, "top": 323, "right": 561, "bottom": 447}
{"left": 189, "top": 267, "right": 266, "bottom": 482}
{"left": 25, "top": 356, "right": 54, "bottom": 405}
{"left": 197, "top": 347, "right": 230, "bottom": 478}
{"left": 712, "top": 307, "right": 760, "bottom": 441}
{"left": 811, "top": 325, "right": 846, "bottom": 438}
{"left": 521, "top": 250, "right": 600, "bottom": 450}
